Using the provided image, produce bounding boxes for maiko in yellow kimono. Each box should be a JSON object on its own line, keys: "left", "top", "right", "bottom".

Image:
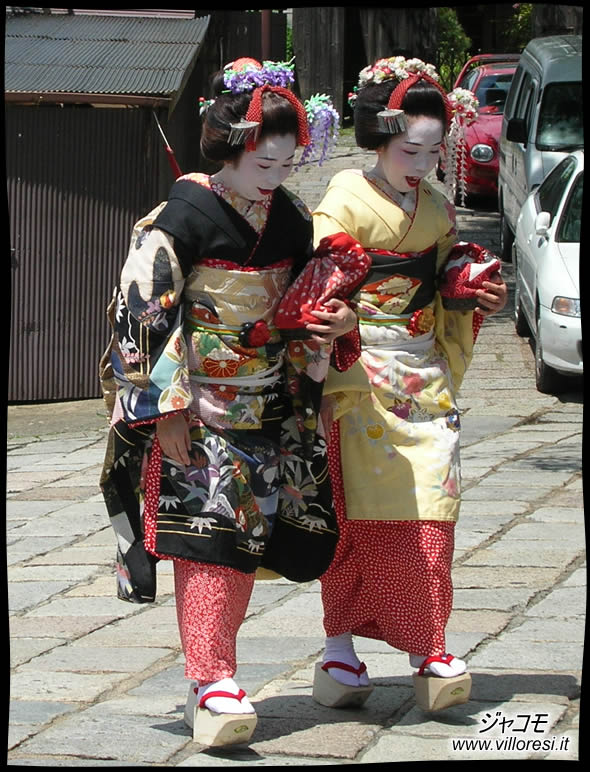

{"left": 312, "top": 168, "right": 483, "bottom": 655}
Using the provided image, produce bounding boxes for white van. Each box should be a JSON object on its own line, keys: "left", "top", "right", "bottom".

{"left": 497, "top": 34, "right": 582, "bottom": 259}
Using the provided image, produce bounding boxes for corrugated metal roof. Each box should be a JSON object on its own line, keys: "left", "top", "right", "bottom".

{"left": 5, "top": 13, "right": 210, "bottom": 96}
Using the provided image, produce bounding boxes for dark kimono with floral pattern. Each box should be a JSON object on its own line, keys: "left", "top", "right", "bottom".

{"left": 100, "top": 174, "right": 340, "bottom": 603}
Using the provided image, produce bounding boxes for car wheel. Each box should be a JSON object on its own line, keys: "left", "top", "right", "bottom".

{"left": 513, "top": 271, "right": 531, "bottom": 337}
{"left": 499, "top": 208, "right": 514, "bottom": 262}
{"left": 534, "top": 324, "right": 566, "bottom": 394}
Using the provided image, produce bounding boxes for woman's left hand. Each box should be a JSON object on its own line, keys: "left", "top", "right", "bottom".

{"left": 474, "top": 271, "right": 508, "bottom": 316}
{"left": 305, "top": 298, "right": 358, "bottom": 344}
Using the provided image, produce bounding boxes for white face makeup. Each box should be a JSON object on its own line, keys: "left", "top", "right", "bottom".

{"left": 216, "top": 133, "right": 297, "bottom": 201}
{"left": 374, "top": 115, "right": 444, "bottom": 194}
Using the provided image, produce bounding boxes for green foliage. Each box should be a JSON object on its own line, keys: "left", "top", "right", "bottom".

{"left": 436, "top": 7, "right": 472, "bottom": 91}
{"left": 286, "top": 23, "right": 293, "bottom": 60}
{"left": 502, "top": 3, "right": 533, "bottom": 52}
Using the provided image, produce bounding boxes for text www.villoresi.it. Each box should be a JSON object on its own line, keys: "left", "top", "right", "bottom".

{"left": 451, "top": 735, "right": 572, "bottom": 753}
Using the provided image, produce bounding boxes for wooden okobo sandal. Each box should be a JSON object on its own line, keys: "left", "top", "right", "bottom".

{"left": 184, "top": 683, "right": 257, "bottom": 747}
{"left": 312, "top": 660, "right": 374, "bottom": 708}
{"left": 412, "top": 654, "right": 472, "bottom": 712}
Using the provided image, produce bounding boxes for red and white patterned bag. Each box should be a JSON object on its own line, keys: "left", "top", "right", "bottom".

{"left": 274, "top": 232, "right": 370, "bottom": 338}
{"left": 439, "top": 241, "right": 501, "bottom": 310}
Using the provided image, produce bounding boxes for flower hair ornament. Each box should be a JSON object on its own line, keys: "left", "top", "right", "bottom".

{"left": 347, "top": 56, "right": 478, "bottom": 205}
{"left": 444, "top": 87, "right": 479, "bottom": 206}
{"left": 199, "top": 57, "right": 340, "bottom": 166}
{"left": 296, "top": 93, "right": 341, "bottom": 168}
{"left": 198, "top": 96, "right": 215, "bottom": 116}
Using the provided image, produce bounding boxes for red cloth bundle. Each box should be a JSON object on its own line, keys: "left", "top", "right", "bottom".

{"left": 274, "top": 232, "right": 370, "bottom": 338}
{"left": 439, "top": 241, "right": 501, "bottom": 310}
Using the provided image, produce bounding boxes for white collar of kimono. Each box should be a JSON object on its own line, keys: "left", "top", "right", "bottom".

{"left": 364, "top": 171, "right": 417, "bottom": 213}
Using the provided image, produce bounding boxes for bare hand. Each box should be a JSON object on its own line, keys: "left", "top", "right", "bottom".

{"left": 475, "top": 271, "right": 507, "bottom": 316}
{"left": 156, "top": 413, "right": 191, "bottom": 466}
{"left": 304, "top": 298, "right": 358, "bottom": 344}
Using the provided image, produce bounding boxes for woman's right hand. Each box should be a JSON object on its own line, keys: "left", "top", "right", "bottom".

{"left": 156, "top": 413, "right": 191, "bottom": 466}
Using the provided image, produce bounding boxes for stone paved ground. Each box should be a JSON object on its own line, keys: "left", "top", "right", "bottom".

{"left": 7, "top": 135, "right": 584, "bottom": 766}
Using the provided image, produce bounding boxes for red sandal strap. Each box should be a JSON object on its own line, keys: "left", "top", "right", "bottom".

{"left": 321, "top": 660, "right": 368, "bottom": 677}
{"left": 198, "top": 688, "right": 248, "bottom": 709}
{"left": 417, "top": 653, "right": 455, "bottom": 676}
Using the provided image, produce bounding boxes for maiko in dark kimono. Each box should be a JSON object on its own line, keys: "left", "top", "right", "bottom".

{"left": 99, "top": 58, "right": 361, "bottom": 747}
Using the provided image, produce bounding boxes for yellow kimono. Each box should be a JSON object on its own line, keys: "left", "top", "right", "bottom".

{"left": 314, "top": 169, "right": 477, "bottom": 522}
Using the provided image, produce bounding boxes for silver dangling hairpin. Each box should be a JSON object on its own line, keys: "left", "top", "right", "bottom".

{"left": 376, "top": 108, "right": 407, "bottom": 135}
{"left": 228, "top": 120, "right": 261, "bottom": 146}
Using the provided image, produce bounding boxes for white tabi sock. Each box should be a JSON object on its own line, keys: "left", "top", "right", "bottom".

{"left": 409, "top": 653, "right": 467, "bottom": 677}
{"left": 323, "top": 632, "right": 370, "bottom": 687}
{"left": 197, "top": 677, "right": 255, "bottom": 714}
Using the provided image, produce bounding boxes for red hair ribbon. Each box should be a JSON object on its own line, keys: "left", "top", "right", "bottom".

{"left": 387, "top": 72, "right": 453, "bottom": 127}
{"left": 244, "top": 85, "right": 310, "bottom": 151}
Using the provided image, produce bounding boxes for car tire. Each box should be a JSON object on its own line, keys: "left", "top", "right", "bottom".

{"left": 499, "top": 208, "right": 514, "bottom": 262}
{"left": 534, "top": 324, "right": 566, "bottom": 395}
{"left": 513, "top": 274, "right": 531, "bottom": 337}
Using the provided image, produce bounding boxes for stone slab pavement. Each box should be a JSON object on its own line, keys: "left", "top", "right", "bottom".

{"left": 6, "top": 138, "right": 584, "bottom": 765}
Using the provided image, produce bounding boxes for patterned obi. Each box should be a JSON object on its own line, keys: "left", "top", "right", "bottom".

{"left": 356, "top": 246, "right": 438, "bottom": 342}
{"left": 182, "top": 261, "right": 330, "bottom": 430}
{"left": 184, "top": 262, "right": 290, "bottom": 380}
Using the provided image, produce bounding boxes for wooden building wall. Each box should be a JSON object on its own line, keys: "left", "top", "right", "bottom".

{"left": 292, "top": 7, "right": 346, "bottom": 118}
{"left": 357, "top": 7, "right": 438, "bottom": 67}
{"left": 292, "top": 6, "right": 439, "bottom": 120}
{"left": 7, "top": 105, "right": 163, "bottom": 402}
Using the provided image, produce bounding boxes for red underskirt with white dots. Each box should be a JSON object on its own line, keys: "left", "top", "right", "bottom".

{"left": 142, "top": 435, "right": 255, "bottom": 683}
{"left": 320, "top": 421, "right": 455, "bottom": 657}
{"left": 174, "top": 558, "right": 255, "bottom": 683}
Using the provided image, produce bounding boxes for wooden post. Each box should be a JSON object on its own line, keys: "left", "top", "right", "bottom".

{"left": 261, "top": 9, "right": 271, "bottom": 61}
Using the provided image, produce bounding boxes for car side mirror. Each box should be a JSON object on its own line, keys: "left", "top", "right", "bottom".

{"left": 506, "top": 117, "right": 527, "bottom": 144}
{"left": 535, "top": 211, "right": 551, "bottom": 236}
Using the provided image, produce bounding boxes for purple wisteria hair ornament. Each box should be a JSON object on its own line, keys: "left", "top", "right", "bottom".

{"left": 222, "top": 57, "right": 296, "bottom": 94}
{"left": 296, "top": 93, "right": 341, "bottom": 168}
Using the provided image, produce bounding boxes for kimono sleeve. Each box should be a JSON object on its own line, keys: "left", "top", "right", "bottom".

{"left": 433, "top": 212, "right": 479, "bottom": 393}
{"left": 310, "top": 208, "right": 364, "bottom": 372}
{"left": 312, "top": 206, "right": 363, "bottom": 249}
{"left": 103, "top": 206, "right": 193, "bottom": 425}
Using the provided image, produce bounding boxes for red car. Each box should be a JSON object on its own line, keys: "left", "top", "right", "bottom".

{"left": 439, "top": 54, "right": 520, "bottom": 202}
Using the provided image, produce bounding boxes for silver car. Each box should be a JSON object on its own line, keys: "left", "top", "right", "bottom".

{"left": 513, "top": 149, "right": 583, "bottom": 393}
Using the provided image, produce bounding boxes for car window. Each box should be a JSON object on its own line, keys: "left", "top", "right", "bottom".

{"left": 474, "top": 72, "right": 514, "bottom": 113}
{"left": 521, "top": 75, "right": 537, "bottom": 132}
{"left": 536, "top": 156, "right": 577, "bottom": 220}
{"left": 536, "top": 82, "right": 583, "bottom": 151}
{"left": 512, "top": 71, "right": 535, "bottom": 133}
{"left": 504, "top": 65, "right": 524, "bottom": 119}
{"left": 557, "top": 171, "right": 583, "bottom": 244}
{"left": 458, "top": 69, "right": 479, "bottom": 92}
